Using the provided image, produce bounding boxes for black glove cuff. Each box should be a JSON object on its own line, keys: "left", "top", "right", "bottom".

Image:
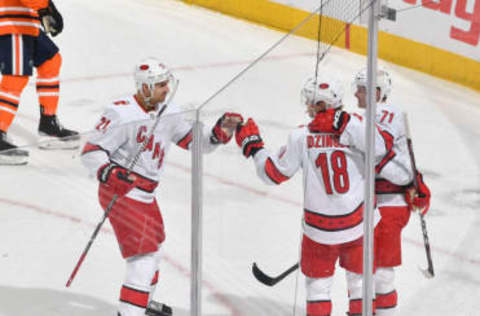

{"left": 98, "top": 163, "right": 116, "bottom": 183}
{"left": 210, "top": 129, "right": 221, "bottom": 145}
{"left": 249, "top": 146, "right": 263, "bottom": 158}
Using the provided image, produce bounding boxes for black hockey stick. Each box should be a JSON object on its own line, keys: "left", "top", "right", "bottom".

{"left": 66, "top": 82, "right": 178, "bottom": 287}
{"left": 252, "top": 262, "right": 299, "bottom": 286}
{"left": 403, "top": 113, "right": 434, "bottom": 278}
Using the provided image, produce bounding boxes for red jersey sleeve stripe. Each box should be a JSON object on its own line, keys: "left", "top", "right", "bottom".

{"left": 265, "top": 157, "right": 289, "bottom": 184}
{"left": 375, "top": 150, "right": 396, "bottom": 174}
{"left": 176, "top": 130, "right": 193, "bottom": 150}
{"left": 378, "top": 128, "right": 394, "bottom": 152}
{"left": 81, "top": 142, "right": 107, "bottom": 155}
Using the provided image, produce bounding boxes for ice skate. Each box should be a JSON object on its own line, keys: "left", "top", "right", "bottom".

{"left": 0, "top": 131, "right": 28, "bottom": 165}
{"left": 38, "top": 114, "right": 80, "bottom": 149}
{"left": 145, "top": 301, "right": 172, "bottom": 316}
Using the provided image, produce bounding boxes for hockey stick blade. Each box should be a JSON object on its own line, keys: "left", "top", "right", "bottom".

{"left": 418, "top": 266, "right": 434, "bottom": 279}
{"left": 252, "top": 262, "right": 299, "bottom": 286}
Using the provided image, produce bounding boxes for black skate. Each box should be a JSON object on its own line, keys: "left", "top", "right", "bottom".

{"left": 38, "top": 114, "right": 80, "bottom": 150}
{"left": 145, "top": 301, "right": 172, "bottom": 316}
{"left": 0, "top": 131, "right": 29, "bottom": 165}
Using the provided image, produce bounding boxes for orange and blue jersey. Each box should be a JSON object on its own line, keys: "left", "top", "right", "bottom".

{"left": 0, "top": 0, "right": 48, "bottom": 36}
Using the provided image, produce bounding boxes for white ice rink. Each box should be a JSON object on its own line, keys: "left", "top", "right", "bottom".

{"left": 1, "top": 0, "right": 480, "bottom": 315}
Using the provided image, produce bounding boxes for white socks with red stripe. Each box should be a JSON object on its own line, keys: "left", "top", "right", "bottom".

{"left": 375, "top": 267, "right": 397, "bottom": 315}
{"left": 118, "top": 253, "right": 157, "bottom": 316}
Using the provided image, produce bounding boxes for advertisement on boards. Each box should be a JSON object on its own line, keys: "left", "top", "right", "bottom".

{"left": 271, "top": 0, "right": 479, "bottom": 61}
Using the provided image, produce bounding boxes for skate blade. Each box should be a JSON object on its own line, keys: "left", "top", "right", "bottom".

{"left": 0, "top": 152, "right": 29, "bottom": 166}
{"left": 38, "top": 135, "right": 80, "bottom": 150}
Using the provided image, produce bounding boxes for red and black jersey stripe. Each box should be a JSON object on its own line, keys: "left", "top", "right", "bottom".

{"left": 81, "top": 143, "right": 108, "bottom": 155}
{"left": 176, "top": 130, "right": 192, "bottom": 150}
{"left": 375, "top": 149, "right": 396, "bottom": 174}
{"left": 379, "top": 128, "right": 394, "bottom": 152}
{"left": 304, "top": 202, "right": 368, "bottom": 232}
{"left": 375, "top": 128, "right": 396, "bottom": 173}
{"left": 81, "top": 142, "right": 110, "bottom": 156}
{"left": 133, "top": 173, "right": 158, "bottom": 193}
{"left": 265, "top": 158, "right": 289, "bottom": 184}
{"left": 375, "top": 178, "right": 409, "bottom": 194}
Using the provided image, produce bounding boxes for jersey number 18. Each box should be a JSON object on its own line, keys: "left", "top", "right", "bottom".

{"left": 315, "top": 150, "right": 350, "bottom": 194}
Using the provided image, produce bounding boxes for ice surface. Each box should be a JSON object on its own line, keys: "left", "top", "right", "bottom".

{"left": 1, "top": 0, "right": 479, "bottom": 315}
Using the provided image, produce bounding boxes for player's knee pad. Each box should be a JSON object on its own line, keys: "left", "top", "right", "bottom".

{"left": 346, "top": 271, "right": 363, "bottom": 299}
{"left": 305, "top": 276, "right": 333, "bottom": 316}
{"left": 149, "top": 245, "right": 163, "bottom": 288}
{"left": 36, "top": 52, "right": 62, "bottom": 77}
{"left": 346, "top": 272, "right": 377, "bottom": 316}
{"left": 305, "top": 276, "right": 333, "bottom": 301}
{"left": 375, "top": 267, "right": 397, "bottom": 313}
{"left": 125, "top": 252, "right": 158, "bottom": 289}
{"left": 1, "top": 75, "right": 29, "bottom": 93}
{"left": 154, "top": 244, "right": 163, "bottom": 265}
{"left": 375, "top": 267, "right": 395, "bottom": 294}
{"left": 119, "top": 253, "right": 158, "bottom": 315}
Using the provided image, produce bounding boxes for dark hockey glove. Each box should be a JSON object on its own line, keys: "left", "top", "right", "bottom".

{"left": 308, "top": 108, "right": 350, "bottom": 135}
{"left": 38, "top": 0, "right": 63, "bottom": 37}
{"left": 210, "top": 112, "right": 244, "bottom": 144}
{"left": 406, "top": 172, "right": 431, "bottom": 216}
{"left": 235, "top": 118, "right": 264, "bottom": 158}
{"left": 97, "top": 163, "right": 137, "bottom": 197}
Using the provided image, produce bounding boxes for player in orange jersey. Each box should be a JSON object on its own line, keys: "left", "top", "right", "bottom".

{"left": 0, "top": 0, "right": 78, "bottom": 165}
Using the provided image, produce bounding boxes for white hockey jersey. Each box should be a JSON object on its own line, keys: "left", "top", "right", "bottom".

{"left": 374, "top": 102, "right": 414, "bottom": 207}
{"left": 81, "top": 95, "right": 219, "bottom": 203}
{"left": 252, "top": 113, "right": 388, "bottom": 245}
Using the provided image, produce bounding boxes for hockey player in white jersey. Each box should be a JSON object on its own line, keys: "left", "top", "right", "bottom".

{"left": 235, "top": 74, "right": 392, "bottom": 316}
{"left": 80, "top": 57, "right": 242, "bottom": 316}
{"left": 353, "top": 68, "right": 431, "bottom": 315}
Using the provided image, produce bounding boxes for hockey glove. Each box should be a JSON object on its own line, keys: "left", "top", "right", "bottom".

{"left": 405, "top": 172, "right": 431, "bottom": 216}
{"left": 210, "top": 112, "right": 244, "bottom": 144}
{"left": 235, "top": 118, "right": 264, "bottom": 158}
{"left": 38, "top": 0, "right": 63, "bottom": 37}
{"left": 308, "top": 108, "right": 350, "bottom": 135}
{"left": 97, "top": 163, "right": 137, "bottom": 198}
